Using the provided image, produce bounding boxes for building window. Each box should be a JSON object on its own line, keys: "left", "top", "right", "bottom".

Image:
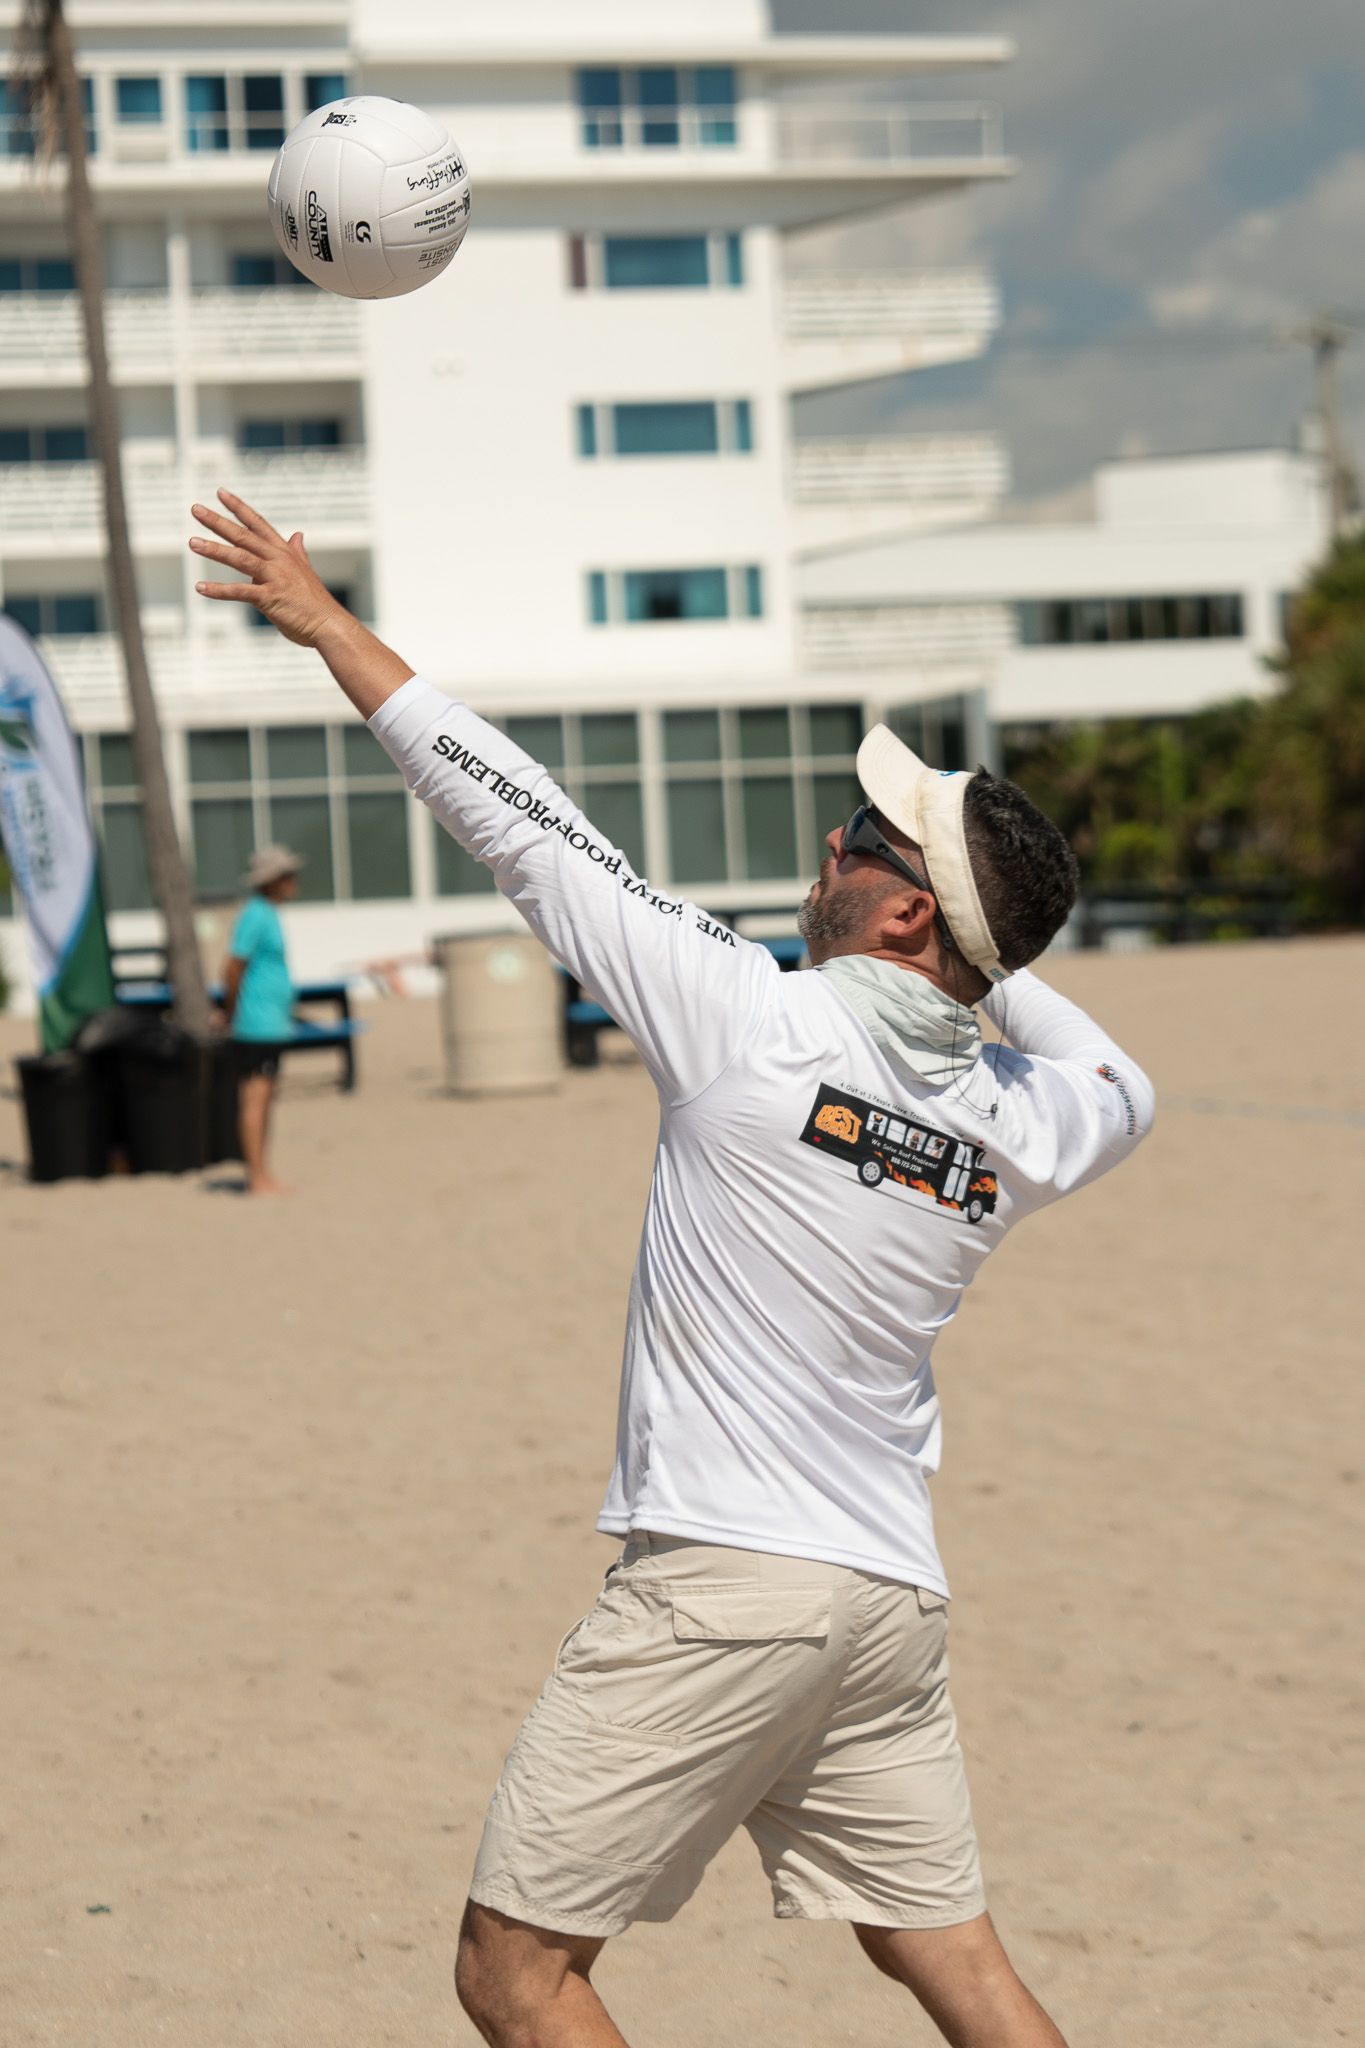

{"left": 237, "top": 418, "right": 343, "bottom": 451}
{"left": 305, "top": 73, "right": 349, "bottom": 112}
{"left": 661, "top": 703, "right": 860, "bottom": 890}
{"left": 243, "top": 75, "right": 286, "bottom": 151}
{"left": 575, "top": 399, "right": 755, "bottom": 460}
{"left": 185, "top": 74, "right": 284, "bottom": 154}
{"left": 185, "top": 75, "right": 229, "bottom": 153}
{"left": 435, "top": 710, "right": 647, "bottom": 889}
{"left": 1015, "top": 593, "right": 1246, "bottom": 646}
{"left": 887, "top": 699, "right": 970, "bottom": 773}
{"left": 115, "top": 77, "right": 163, "bottom": 124}
{"left": 0, "top": 256, "right": 76, "bottom": 293}
{"left": 186, "top": 724, "right": 414, "bottom": 905}
{"left": 0, "top": 80, "right": 93, "bottom": 157}
{"left": 0, "top": 425, "right": 88, "bottom": 464}
{"left": 231, "top": 252, "right": 310, "bottom": 289}
{"left": 576, "top": 66, "right": 737, "bottom": 150}
{"left": 6, "top": 592, "right": 101, "bottom": 636}
{"left": 85, "top": 733, "right": 154, "bottom": 913}
{"left": 584, "top": 232, "right": 743, "bottom": 291}
{"left": 588, "top": 566, "right": 765, "bottom": 625}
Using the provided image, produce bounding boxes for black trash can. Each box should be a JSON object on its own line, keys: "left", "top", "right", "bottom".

{"left": 15, "top": 1051, "right": 113, "bottom": 1184}
{"left": 202, "top": 1036, "right": 243, "bottom": 1166}
{"left": 110, "top": 1017, "right": 210, "bottom": 1176}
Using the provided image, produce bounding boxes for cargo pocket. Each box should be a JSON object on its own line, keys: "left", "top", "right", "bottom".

{"left": 669, "top": 1588, "right": 832, "bottom": 1643}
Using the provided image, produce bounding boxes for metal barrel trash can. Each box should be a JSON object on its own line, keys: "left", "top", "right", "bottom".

{"left": 15, "top": 1051, "right": 112, "bottom": 1184}
{"left": 433, "top": 931, "right": 562, "bottom": 1097}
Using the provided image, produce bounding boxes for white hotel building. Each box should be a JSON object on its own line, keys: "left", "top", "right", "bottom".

{"left": 0, "top": 0, "right": 1325, "bottom": 997}
{"left": 0, "top": 0, "right": 1014, "bottom": 987}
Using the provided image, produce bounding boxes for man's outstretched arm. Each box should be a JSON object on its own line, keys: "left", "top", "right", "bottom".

{"left": 189, "top": 492, "right": 778, "bottom": 1105}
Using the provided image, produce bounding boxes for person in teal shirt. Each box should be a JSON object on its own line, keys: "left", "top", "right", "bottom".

{"left": 222, "top": 844, "right": 302, "bottom": 1194}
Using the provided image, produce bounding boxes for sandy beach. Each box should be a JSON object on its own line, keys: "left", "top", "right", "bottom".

{"left": 2, "top": 937, "right": 1361, "bottom": 2047}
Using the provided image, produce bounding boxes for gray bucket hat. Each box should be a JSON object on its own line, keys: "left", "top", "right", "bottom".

{"left": 244, "top": 843, "right": 304, "bottom": 891}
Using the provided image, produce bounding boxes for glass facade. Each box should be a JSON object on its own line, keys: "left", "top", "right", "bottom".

{"left": 6, "top": 593, "right": 101, "bottom": 636}
{"left": 1016, "top": 593, "right": 1246, "bottom": 645}
{"left": 0, "top": 425, "right": 89, "bottom": 463}
{"left": 577, "top": 67, "right": 737, "bottom": 150}
{"left": 589, "top": 233, "right": 743, "bottom": 291}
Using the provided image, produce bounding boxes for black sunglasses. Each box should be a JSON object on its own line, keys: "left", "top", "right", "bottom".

{"left": 840, "top": 804, "right": 954, "bottom": 949}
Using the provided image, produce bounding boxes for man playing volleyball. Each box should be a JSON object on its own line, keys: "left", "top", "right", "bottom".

{"left": 191, "top": 492, "right": 1154, "bottom": 2048}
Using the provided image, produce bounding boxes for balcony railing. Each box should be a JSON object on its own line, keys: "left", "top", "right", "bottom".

{"left": 792, "top": 435, "right": 1008, "bottom": 506}
{"left": 188, "top": 288, "right": 361, "bottom": 362}
{"left": 35, "top": 630, "right": 323, "bottom": 705}
{"left": 0, "top": 289, "right": 171, "bottom": 374}
{"left": 802, "top": 603, "right": 1012, "bottom": 673}
{"left": 776, "top": 102, "right": 1003, "bottom": 166}
{"left": 784, "top": 270, "right": 999, "bottom": 342}
{"left": 0, "top": 447, "right": 368, "bottom": 545}
{"left": 0, "top": 287, "right": 360, "bottom": 379}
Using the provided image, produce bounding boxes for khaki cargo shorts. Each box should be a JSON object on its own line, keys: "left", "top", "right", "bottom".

{"left": 468, "top": 1530, "right": 985, "bottom": 1938}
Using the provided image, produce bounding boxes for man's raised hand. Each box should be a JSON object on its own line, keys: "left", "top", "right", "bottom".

{"left": 189, "top": 490, "right": 346, "bottom": 648}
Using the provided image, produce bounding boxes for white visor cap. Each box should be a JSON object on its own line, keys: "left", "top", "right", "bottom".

{"left": 855, "top": 724, "right": 1011, "bottom": 985}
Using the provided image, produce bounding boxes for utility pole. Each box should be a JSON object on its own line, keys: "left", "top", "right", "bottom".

{"left": 1297, "top": 315, "right": 1359, "bottom": 542}
{"left": 19, "top": 0, "right": 210, "bottom": 1034}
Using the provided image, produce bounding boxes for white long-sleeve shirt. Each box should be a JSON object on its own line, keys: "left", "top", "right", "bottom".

{"left": 372, "top": 678, "right": 1155, "bottom": 1595}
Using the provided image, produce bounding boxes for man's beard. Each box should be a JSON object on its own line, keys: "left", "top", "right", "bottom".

{"left": 797, "top": 861, "right": 869, "bottom": 953}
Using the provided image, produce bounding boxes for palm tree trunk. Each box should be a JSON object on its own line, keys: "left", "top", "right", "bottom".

{"left": 38, "top": 0, "right": 210, "bottom": 1033}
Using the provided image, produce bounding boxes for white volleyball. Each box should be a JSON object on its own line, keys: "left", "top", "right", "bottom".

{"left": 266, "top": 96, "right": 471, "bottom": 300}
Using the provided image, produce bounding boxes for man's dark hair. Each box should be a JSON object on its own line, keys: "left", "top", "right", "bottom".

{"left": 962, "top": 768, "right": 1079, "bottom": 971}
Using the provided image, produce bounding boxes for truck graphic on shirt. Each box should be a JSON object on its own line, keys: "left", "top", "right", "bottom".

{"left": 798, "top": 1083, "right": 999, "bottom": 1224}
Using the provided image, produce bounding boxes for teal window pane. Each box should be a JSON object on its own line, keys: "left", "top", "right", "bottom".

{"left": 612, "top": 401, "right": 718, "bottom": 456}
{"left": 189, "top": 728, "right": 251, "bottom": 784}
{"left": 436, "top": 827, "right": 496, "bottom": 894}
{"left": 742, "top": 777, "right": 798, "bottom": 881}
{"left": 98, "top": 732, "right": 137, "bottom": 788}
{"left": 100, "top": 804, "right": 153, "bottom": 912}
{"left": 576, "top": 403, "right": 597, "bottom": 457}
{"left": 587, "top": 571, "right": 608, "bottom": 625}
{"left": 268, "top": 793, "right": 333, "bottom": 900}
{"left": 185, "top": 74, "right": 228, "bottom": 153}
{"left": 240, "top": 419, "right": 286, "bottom": 449}
{"left": 724, "top": 233, "right": 744, "bottom": 287}
{"left": 663, "top": 709, "right": 720, "bottom": 763}
{"left": 0, "top": 427, "right": 29, "bottom": 461}
{"left": 266, "top": 725, "right": 327, "bottom": 781}
{"left": 44, "top": 425, "right": 88, "bottom": 462}
{"left": 7, "top": 596, "right": 41, "bottom": 635}
{"left": 580, "top": 713, "right": 638, "bottom": 768}
{"left": 297, "top": 417, "right": 341, "bottom": 448}
{"left": 343, "top": 724, "right": 401, "bottom": 779}
{"left": 191, "top": 797, "right": 254, "bottom": 895}
{"left": 808, "top": 705, "right": 862, "bottom": 757}
{"left": 305, "top": 73, "right": 348, "bottom": 112}
{"left": 603, "top": 235, "right": 708, "bottom": 288}
{"left": 732, "top": 399, "right": 753, "bottom": 453}
{"left": 738, "top": 707, "right": 789, "bottom": 760}
{"left": 505, "top": 715, "right": 565, "bottom": 768}
{"left": 744, "top": 564, "right": 764, "bottom": 618}
{"left": 624, "top": 567, "right": 727, "bottom": 622}
{"left": 347, "top": 791, "right": 410, "bottom": 900}
{"left": 243, "top": 75, "right": 286, "bottom": 152}
{"left": 810, "top": 770, "right": 862, "bottom": 846}
{"left": 637, "top": 68, "right": 680, "bottom": 148}
{"left": 0, "top": 261, "right": 21, "bottom": 290}
{"left": 35, "top": 258, "right": 75, "bottom": 292}
{"left": 695, "top": 66, "right": 737, "bottom": 147}
{"left": 582, "top": 779, "right": 645, "bottom": 873}
{"left": 578, "top": 66, "right": 622, "bottom": 148}
{"left": 116, "top": 77, "right": 162, "bottom": 123}
{"left": 52, "top": 594, "right": 98, "bottom": 634}
{"left": 667, "top": 779, "right": 727, "bottom": 885}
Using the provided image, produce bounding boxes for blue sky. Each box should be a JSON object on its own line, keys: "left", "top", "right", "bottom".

{"left": 774, "top": 0, "right": 1365, "bottom": 501}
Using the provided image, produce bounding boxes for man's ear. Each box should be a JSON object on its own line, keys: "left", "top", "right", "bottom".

{"left": 880, "top": 887, "right": 939, "bottom": 956}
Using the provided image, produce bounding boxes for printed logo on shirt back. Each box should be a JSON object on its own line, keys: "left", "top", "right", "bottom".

{"left": 799, "top": 1083, "right": 999, "bottom": 1222}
